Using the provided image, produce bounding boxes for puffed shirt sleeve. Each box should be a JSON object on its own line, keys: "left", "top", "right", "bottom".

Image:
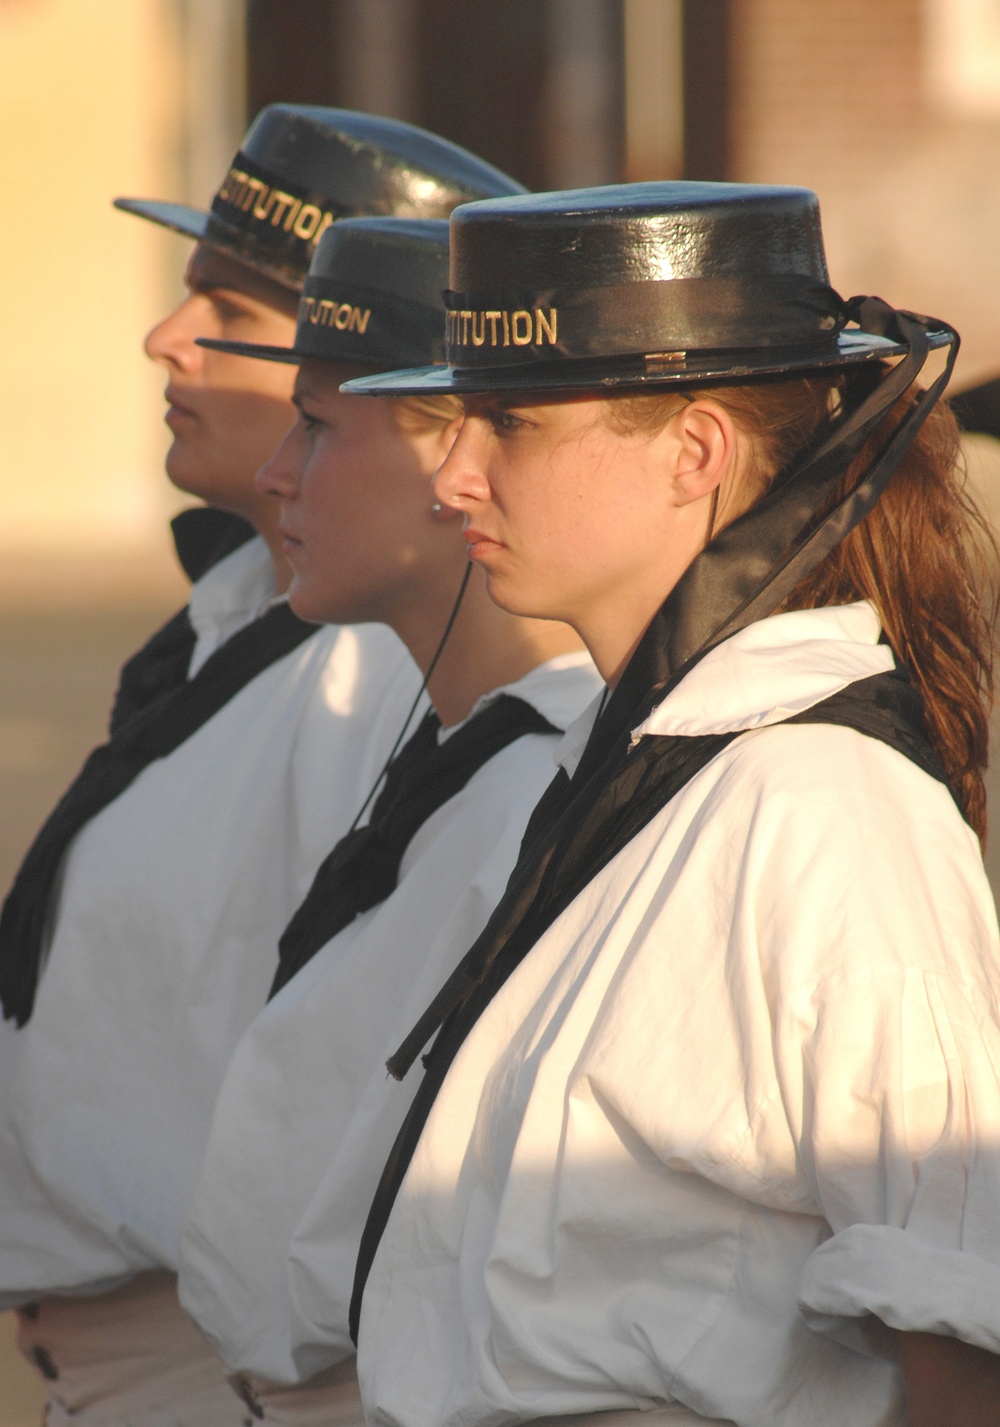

{"left": 731, "top": 730, "right": 1000, "bottom": 1356}
{"left": 792, "top": 967, "right": 1000, "bottom": 1354}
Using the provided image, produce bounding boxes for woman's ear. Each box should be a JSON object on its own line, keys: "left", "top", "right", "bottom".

{"left": 662, "top": 400, "right": 736, "bottom": 508}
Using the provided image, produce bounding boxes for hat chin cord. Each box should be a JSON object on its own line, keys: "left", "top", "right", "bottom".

{"left": 344, "top": 561, "right": 474, "bottom": 837}
{"left": 705, "top": 484, "right": 721, "bottom": 548}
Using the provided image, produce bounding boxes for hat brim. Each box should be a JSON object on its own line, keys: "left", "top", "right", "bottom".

{"left": 113, "top": 197, "right": 210, "bottom": 242}
{"left": 196, "top": 336, "right": 302, "bottom": 365}
{"left": 195, "top": 337, "right": 402, "bottom": 372}
{"left": 114, "top": 199, "right": 303, "bottom": 291}
{"left": 340, "top": 330, "right": 952, "bottom": 399}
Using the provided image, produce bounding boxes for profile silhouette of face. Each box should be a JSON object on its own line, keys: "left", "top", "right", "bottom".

{"left": 143, "top": 245, "right": 300, "bottom": 530}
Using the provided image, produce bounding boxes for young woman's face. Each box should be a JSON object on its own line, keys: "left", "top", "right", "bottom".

{"left": 144, "top": 245, "right": 299, "bottom": 523}
{"left": 256, "top": 361, "right": 462, "bottom": 626}
{"left": 433, "top": 393, "right": 730, "bottom": 678}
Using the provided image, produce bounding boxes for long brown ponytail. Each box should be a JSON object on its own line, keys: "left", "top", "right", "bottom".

{"left": 610, "top": 375, "right": 998, "bottom": 842}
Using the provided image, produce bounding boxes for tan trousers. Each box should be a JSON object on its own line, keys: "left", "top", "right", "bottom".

{"left": 229, "top": 1357, "right": 363, "bottom": 1427}
{"left": 233, "top": 1376, "right": 726, "bottom": 1427}
{"left": 17, "top": 1272, "right": 731, "bottom": 1427}
{"left": 529, "top": 1411, "right": 734, "bottom": 1427}
{"left": 16, "top": 1271, "right": 245, "bottom": 1427}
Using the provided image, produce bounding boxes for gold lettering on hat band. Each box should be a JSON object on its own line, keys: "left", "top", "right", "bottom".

{"left": 242, "top": 177, "right": 266, "bottom": 212}
{"left": 293, "top": 204, "right": 322, "bottom": 240}
{"left": 447, "top": 307, "right": 558, "bottom": 350}
{"left": 300, "top": 296, "right": 372, "bottom": 333}
{"left": 269, "top": 192, "right": 298, "bottom": 227}
{"left": 252, "top": 188, "right": 277, "bottom": 221}
{"left": 215, "top": 166, "right": 337, "bottom": 249}
{"left": 511, "top": 311, "right": 532, "bottom": 345}
{"left": 535, "top": 308, "right": 557, "bottom": 345}
{"left": 217, "top": 168, "right": 247, "bottom": 204}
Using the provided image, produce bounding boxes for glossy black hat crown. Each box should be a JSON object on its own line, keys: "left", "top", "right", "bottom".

{"left": 114, "top": 105, "right": 525, "bottom": 291}
{"left": 199, "top": 217, "right": 450, "bottom": 369}
{"left": 345, "top": 181, "right": 943, "bottom": 397}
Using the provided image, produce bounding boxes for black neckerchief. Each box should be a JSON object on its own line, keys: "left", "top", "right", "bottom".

{"left": 0, "top": 513, "right": 314, "bottom": 1027}
{"left": 348, "top": 660, "right": 952, "bottom": 1341}
{"left": 271, "top": 694, "right": 559, "bottom": 998}
{"left": 109, "top": 508, "right": 257, "bottom": 735}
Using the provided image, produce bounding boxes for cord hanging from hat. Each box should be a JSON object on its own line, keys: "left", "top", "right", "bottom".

{"left": 343, "top": 560, "right": 474, "bottom": 838}
{"left": 656, "top": 299, "right": 958, "bottom": 693}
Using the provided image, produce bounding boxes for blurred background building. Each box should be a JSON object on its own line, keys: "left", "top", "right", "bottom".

{"left": 4, "top": 0, "right": 1000, "bottom": 589}
{"left": 3, "top": 0, "right": 1000, "bottom": 1416}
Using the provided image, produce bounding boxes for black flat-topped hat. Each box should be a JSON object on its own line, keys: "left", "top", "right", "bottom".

{"left": 344, "top": 179, "right": 959, "bottom": 726}
{"left": 343, "top": 181, "right": 952, "bottom": 396}
{"left": 114, "top": 105, "right": 525, "bottom": 291}
{"left": 198, "top": 217, "right": 450, "bottom": 369}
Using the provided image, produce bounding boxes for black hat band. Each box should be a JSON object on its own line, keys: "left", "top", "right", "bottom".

{"left": 444, "top": 275, "right": 847, "bottom": 369}
{"left": 295, "top": 276, "right": 445, "bottom": 366}
{"left": 206, "top": 152, "right": 344, "bottom": 283}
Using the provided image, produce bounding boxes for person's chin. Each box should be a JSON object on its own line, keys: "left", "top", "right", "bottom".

{"left": 290, "top": 577, "right": 376, "bottom": 627}
{"left": 482, "top": 566, "right": 535, "bottom": 617}
{"left": 163, "top": 445, "right": 253, "bottom": 515}
{"left": 287, "top": 577, "right": 333, "bottom": 625}
{"left": 163, "top": 442, "right": 216, "bottom": 500}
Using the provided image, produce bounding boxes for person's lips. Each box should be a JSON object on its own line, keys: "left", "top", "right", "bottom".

{"left": 463, "top": 526, "right": 504, "bottom": 560}
{"left": 164, "top": 388, "right": 198, "bottom": 428}
{"left": 278, "top": 522, "right": 304, "bottom": 556}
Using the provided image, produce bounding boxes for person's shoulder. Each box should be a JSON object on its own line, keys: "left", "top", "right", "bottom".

{"left": 718, "top": 720, "right": 996, "bottom": 967}
{"left": 725, "top": 717, "right": 959, "bottom": 831}
{"left": 676, "top": 715, "right": 988, "bottom": 925}
{"left": 616, "top": 721, "right": 997, "bottom": 1024}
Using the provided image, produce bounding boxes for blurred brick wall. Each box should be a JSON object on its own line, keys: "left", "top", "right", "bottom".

{"left": 730, "top": 0, "right": 1000, "bottom": 387}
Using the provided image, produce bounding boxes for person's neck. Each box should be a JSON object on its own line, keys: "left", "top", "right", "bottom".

{"left": 230, "top": 498, "right": 292, "bottom": 595}
{"left": 258, "top": 520, "right": 294, "bottom": 595}
{"left": 582, "top": 546, "right": 710, "bottom": 689}
{"left": 395, "top": 566, "right": 586, "bottom": 729}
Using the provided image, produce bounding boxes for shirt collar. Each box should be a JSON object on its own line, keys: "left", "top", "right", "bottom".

{"left": 555, "top": 601, "right": 892, "bottom": 778}
{"left": 439, "top": 651, "right": 603, "bottom": 743}
{"left": 632, "top": 601, "right": 893, "bottom": 742}
{"left": 187, "top": 535, "right": 282, "bottom": 644}
{"left": 554, "top": 691, "right": 607, "bottom": 777}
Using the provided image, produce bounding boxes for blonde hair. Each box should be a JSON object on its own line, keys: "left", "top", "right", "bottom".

{"left": 608, "top": 376, "right": 998, "bottom": 842}
{"left": 392, "top": 392, "right": 464, "bottom": 433}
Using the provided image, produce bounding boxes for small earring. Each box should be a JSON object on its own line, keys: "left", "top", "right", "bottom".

{"left": 431, "top": 501, "right": 443, "bottom": 513}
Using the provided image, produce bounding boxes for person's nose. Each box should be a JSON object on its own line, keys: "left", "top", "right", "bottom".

{"left": 432, "top": 417, "right": 493, "bottom": 513}
{"left": 143, "top": 295, "right": 206, "bottom": 374}
{"left": 256, "top": 417, "right": 304, "bottom": 501}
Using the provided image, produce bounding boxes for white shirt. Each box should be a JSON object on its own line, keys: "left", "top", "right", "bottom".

{"left": 0, "top": 537, "right": 422, "bottom": 1305}
{"left": 186, "top": 533, "right": 284, "bottom": 675}
{"left": 177, "top": 653, "right": 603, "bottom": 1386}
{"left": 357, "top": 602, "right": 1000, "bottom": 1427}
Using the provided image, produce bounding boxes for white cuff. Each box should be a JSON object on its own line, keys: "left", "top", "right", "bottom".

{"left": 798, "top": 1223, "right": 1000, "bottom": 1355}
